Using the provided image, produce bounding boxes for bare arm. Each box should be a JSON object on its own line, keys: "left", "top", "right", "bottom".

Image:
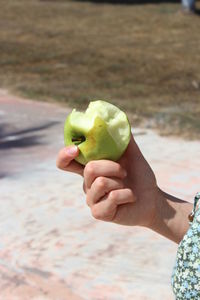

{"left": 150, "top": 190, "right": 192, "bottom": 243}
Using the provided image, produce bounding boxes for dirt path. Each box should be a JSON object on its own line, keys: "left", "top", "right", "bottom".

{"left": 0, "top": 90, "right": 200, "bottom": 300}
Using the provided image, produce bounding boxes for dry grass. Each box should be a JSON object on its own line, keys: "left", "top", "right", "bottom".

{"left": 0, "top": 0, "right": 200, "bottom": 138}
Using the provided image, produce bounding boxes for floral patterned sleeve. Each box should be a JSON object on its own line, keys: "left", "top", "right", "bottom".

{"left": 172, "top": 192, "right": 200, "bottom": 299}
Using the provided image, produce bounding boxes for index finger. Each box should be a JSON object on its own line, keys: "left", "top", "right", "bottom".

{"left": 84, "top": 160, "right": 127, "bottom": 190}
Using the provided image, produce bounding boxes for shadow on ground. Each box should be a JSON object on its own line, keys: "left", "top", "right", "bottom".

{"left": 0, "top": 121, "right": 59, "bottom": 150}
{"left": 0, "top": 135, "right": 44, "bottom": 150}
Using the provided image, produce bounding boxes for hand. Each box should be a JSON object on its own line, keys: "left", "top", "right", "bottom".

{"left": 56, "top": 135, "right": 159, "bottom": 228}
{"left": 83, "top": 135, "right": 158, "bottom": 227}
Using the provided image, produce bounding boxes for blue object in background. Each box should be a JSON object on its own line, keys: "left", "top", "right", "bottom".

{"left": 182, "top": 0, "right": 195, "bottom": 11}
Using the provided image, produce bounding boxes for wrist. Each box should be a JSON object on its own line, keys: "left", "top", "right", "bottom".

{"left": 149, "top": 188, "right": 192, "bottom": 243}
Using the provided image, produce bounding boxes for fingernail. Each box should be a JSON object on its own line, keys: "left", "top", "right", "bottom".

{"left": 66, "top": 146, "right": 78, "bottom": 156}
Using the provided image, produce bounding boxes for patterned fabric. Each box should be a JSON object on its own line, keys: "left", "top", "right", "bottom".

{"left": 172, "top": 192, "right": 200, "bottom": 300}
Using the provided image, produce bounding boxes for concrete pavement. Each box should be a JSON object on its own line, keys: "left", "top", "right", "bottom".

{"left": 0, "top": 89, "right": 200, "bottom": 300}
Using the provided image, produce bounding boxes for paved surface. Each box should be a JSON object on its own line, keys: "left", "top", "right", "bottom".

{"left": 0, "top": 89, "right": 200, "bottom": 300}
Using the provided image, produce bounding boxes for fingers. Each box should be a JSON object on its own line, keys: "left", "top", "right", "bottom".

{"left": 90, "top": 188, "right": 135, "bottom": 222}
{"left": 84, "top": 160, "right": 127, "bottom": 190}
{"left": 86, "top": 177, "right": 124, "bottom": 207}
{"left": 56, "top": 146, "right": 84, "bottom": 176}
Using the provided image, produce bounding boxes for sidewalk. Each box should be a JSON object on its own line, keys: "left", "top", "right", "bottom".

{"left": 0, "top": 90, "right": 200, "bottom": 300}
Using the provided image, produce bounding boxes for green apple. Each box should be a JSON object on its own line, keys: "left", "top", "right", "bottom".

{"left": 64, "top": 100, "right": 131, "bottom": 165}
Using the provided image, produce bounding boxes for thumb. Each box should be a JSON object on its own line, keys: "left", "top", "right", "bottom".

{"left": 56, "top": 145, "right": 79, "bottom": 169}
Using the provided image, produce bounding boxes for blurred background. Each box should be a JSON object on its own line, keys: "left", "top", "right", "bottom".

{"left": 0, "top": 0, "right": 200, "bottom": 138}
{"left": 0, "top": 0, "right": 200, "bottom": 299}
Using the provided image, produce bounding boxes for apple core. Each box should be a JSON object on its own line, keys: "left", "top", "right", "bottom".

{"left": 64, "top": 100, "right": 131, "bottom": 165}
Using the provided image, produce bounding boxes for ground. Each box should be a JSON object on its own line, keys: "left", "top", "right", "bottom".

{"left": 1, "top": 90, "right": 200, "bottom": 299}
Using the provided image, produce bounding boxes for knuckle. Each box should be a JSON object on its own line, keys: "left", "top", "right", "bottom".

{"left": 115, "top": 163, "right": 121, "bottom": 173}
{"left": 126, "top": 188, "right": 133, "bottom": 197}
{"left": 84, "top": 161, "right": 96, "bottom": 177}
{"left": 125, "top": 188, "right": 134, "bottom": 202}
{"left": 109, "top": 190, "right": 117, "bottom": 202}
{"left": 116, "top": 164, "right": 124, "bottom": 176}
{"left": 96, "top": 176, "right": 106, "bottom": 190}
{"left": 91, "top": 207, "right": 102, "bottom": 220}
{"left": 128, "top": 188, "right": 134, "bottom": 200}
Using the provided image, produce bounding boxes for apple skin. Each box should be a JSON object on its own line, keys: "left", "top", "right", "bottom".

{"left": 64, "top": 101, "right": 131, "bottom": 165}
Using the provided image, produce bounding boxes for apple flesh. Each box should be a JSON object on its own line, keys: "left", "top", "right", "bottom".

{"left": 64, "top": 100, "right": 131, "bottom": 165}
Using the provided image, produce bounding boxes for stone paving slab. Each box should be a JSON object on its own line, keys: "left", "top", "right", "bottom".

{"left": 0, "top": 90, "right": 200, "bottom": 300}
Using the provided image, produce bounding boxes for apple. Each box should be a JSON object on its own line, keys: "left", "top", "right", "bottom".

{"left": 64, "top": 100, "right": 131, "bottom": 165}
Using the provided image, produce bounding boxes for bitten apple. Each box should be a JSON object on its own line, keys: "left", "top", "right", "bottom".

{"left": 64, "top": 100, "right": 131, "bottom": 165}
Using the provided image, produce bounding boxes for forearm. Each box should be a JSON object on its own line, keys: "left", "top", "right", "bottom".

{"left": 150, "top": 188, "right": 193, "bottom": 244}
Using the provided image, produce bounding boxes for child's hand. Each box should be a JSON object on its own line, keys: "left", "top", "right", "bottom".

{"left": 83, "top": 135, "right": 158, "bottom": 227}
{"left": 56, "top": 135, "right": 159, "bottom": 229}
